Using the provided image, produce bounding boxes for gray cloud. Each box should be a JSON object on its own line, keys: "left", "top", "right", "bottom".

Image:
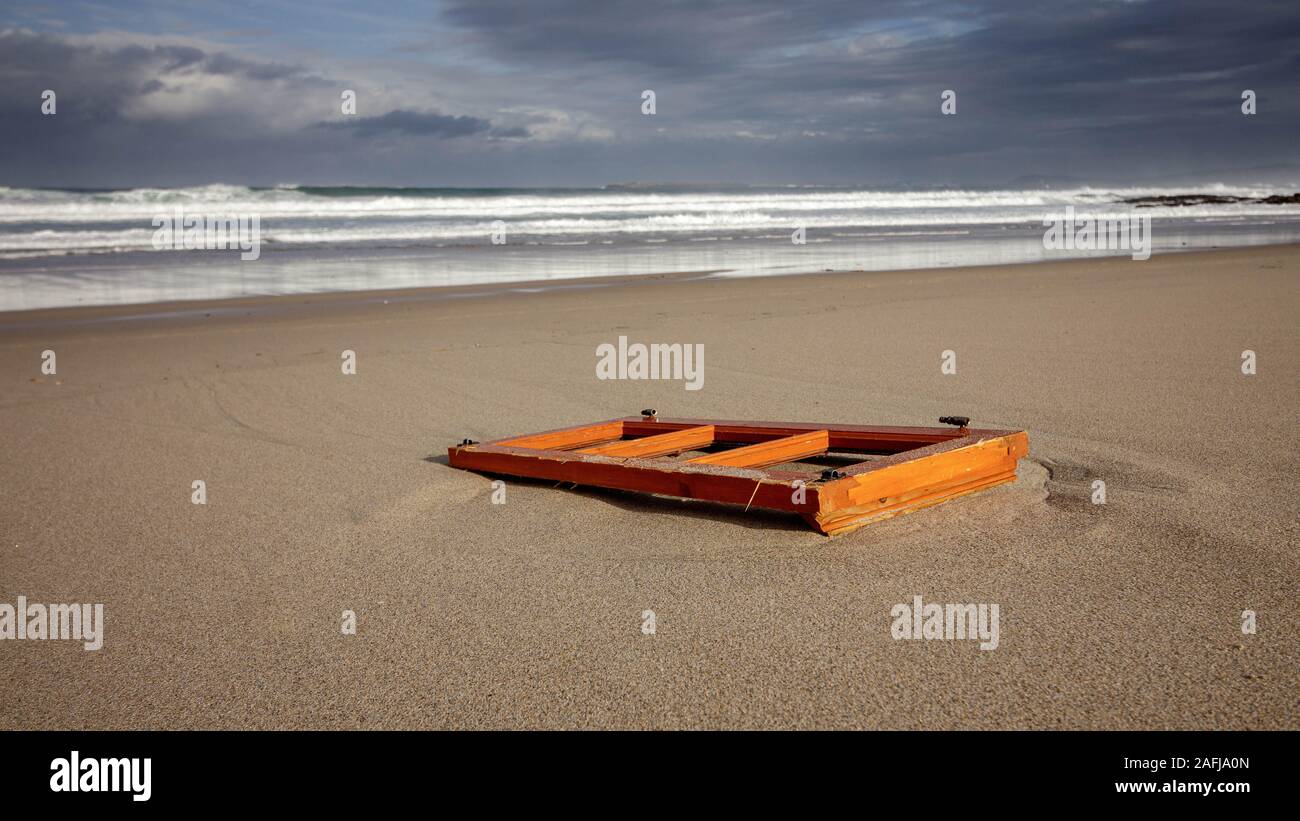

{"left": 318, "top": 109, "right": 495, "bottom": 139}
{"left": 1, "top": 1, "right": 1298, "bottom": 188}
{"left": 438, "top": 0, "right": 976, "bottom": 73}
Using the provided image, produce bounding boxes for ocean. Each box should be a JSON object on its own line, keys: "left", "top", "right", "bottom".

{"left": 2, "top": 183, "right": 1299, "bottom": 311}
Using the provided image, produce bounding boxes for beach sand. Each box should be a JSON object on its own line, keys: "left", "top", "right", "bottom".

{"left": 1, "top": 245, "right": 1296, "bottom": 729}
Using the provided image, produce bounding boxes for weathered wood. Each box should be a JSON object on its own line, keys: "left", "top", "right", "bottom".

{"left": 577, "top": 425, "right": 715, "bottom": 458}
{"left": 448, "top": 444, "right": 815, "bottom": 513}
{"left": 807, "top": 470, "right": 1017, "bottom": 536}
{"left": 810, "top": 432, "right": 1029, "bottom": 536}
{"left": 622, "top": 417, "right": 968, "bottom": 452}
{"left": 495, "top": 420, "right": 624, "bottom": 451}
{"left": 685, "top": 430, "right": 829, "bottom": 468}
{"left": 448, "top": 417, "right": 1028, "bottom": 536}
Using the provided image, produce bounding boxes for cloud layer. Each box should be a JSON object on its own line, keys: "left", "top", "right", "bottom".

{"left": 1, "top": 0, "right": 1298, "bottom": 187}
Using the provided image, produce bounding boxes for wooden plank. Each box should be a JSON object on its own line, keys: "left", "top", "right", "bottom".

{"left": 809, "top": 432, "right": 1027, "bottom": 535}
{"left": 809, "top": 469, "right": 1017, "bottom": 536}
{"left": 620, "top": 417, "right": 988, "bottom": 453}
{"left": 448, "top": 444, "right": 817, "bottom": 514}
{"left": 495, "top": 420, "right": 623, "bottom": 451}
{"left": 576, "top": 425, "right": 714, "bottom": 458}
{"left": 685, "top": 430, "right": 829, "bottom": 468}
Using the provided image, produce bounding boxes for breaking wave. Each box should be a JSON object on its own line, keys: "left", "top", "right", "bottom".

{"left": 1, "top": 183, "right": 1298, "bottom": 256}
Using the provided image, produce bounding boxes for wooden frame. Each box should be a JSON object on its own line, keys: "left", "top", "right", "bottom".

{"left": 448, "top": 415, "right": 1029, "bottom": 536}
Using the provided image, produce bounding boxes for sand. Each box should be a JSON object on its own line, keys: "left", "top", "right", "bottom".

{"left": 1, "top": 245, "right": 1296, "bottom": 729}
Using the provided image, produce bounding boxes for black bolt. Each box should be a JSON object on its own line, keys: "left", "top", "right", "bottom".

{"left": 460, "top": 438, "right": 478, "bottom": 446}
{"left": 939, "top": 416, "right": 970, "bottom": 428}
{"left": 640, "top": 408, "right": 657, "bottom": 418}
{"left": 820, "top": 469, "right": 846, "bottom": 481}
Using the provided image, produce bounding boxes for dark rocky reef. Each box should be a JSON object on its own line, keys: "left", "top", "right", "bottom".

{"left": 1123, "top": 192, "right": 1300, "bottom": 207}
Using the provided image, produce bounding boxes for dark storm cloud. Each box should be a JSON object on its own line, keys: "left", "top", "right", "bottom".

{"left": 439, "top": 0, "right": 976, "bottom": 73}
{"left": 0, "top": 29, "right": 525, "bottom": 187}
{"left": 1, "top": 0, "right": 1298, "bottom": 187}
{"left": 319, "top": 109, "right": 494, "bottom": 138}
{"left": 202, "top": 52, "right": 309, "bottom": 81}
{"left": 440, "top": 0, "right": 1300, "bottom": 121}
{"left": 0, "top": 30, "right": 323, "bottom": 129}
{"left": 428, "top": 0, "right": 1300, "bottom": 184}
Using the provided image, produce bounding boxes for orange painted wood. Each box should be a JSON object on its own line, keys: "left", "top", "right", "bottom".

{"left": 449, "top": 444, "right": 813, "bottom": 513}
{"left": 809, "top": 469, "right": 1017, "bottom": 536}
{"left": 622, "top": 417, "right": 965, "bottom": 452}
{"left": 809, "top": 432, "right": 1028, "bottom": 535}
{"left": 449, "top": 417, "right": 1028, "bottom": 537}
{"left": 685, "top": 429, "right": 829, "bottom": 468}
{"left": 496, "top": 420, "right": 623, "bottom": 451}
{"left": 577, "top": 425, "right": 715, "bottom": 457}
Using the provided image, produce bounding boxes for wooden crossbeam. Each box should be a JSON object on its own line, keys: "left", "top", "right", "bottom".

{"left": 576, "top": 425, "right": 715, "bottom": 458}
{"left": 686, "top": 429, "right": 829, "bottom": 468}
{"left": 496, "top": 420, "right": 623, "bottom": 451}
{"left": 810, "top": 433, "right": 1027, "bottom": 536}
{"left": 621, "top": 417, "right": 965, "bottom": 453}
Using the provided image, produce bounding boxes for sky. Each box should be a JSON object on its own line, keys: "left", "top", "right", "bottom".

{"left": 0, "top": 0, "right": 1297, "bottom": 188}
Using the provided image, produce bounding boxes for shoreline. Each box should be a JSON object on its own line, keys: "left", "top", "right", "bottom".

{"left": 4, "top": 241, "right": 1298, "bottom": 330}
{"left": 5, "top": 209, "right": 1300, "bottom": 315}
